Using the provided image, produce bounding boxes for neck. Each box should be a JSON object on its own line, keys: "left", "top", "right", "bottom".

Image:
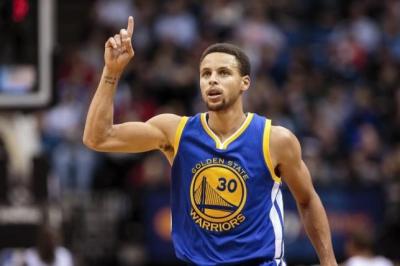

{"left": 207, "top": 103, "right": 246, "bottom": 141}
{"left": 355, "top": 250, "right": 374, "bottom": 258}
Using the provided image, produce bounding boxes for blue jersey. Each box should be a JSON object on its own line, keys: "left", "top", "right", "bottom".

{"left": 171, "top": 113, "right": 285, "bottom": 266}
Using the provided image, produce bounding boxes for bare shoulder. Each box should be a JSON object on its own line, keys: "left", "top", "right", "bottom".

{"left": 147, "top": 113, "right": 183, "bottom": 143}
{"left": 147, "top": 113, "right": 182, "bottom": 127}
{"left": 270, "top": 125, "right": 301, "bottom": 163}
{"left": 270, "top": 125, "right": 295, "bottom": 144}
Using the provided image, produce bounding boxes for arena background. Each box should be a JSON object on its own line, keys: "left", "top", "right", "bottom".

{"left": 0, "top": 0, "right": 399, "bottom": 265}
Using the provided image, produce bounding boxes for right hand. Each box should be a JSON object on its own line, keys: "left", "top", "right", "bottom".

{"left": 104, "top": 16, "right": 135, "bottom": 74}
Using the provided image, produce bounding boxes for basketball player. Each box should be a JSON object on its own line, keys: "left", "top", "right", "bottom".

{"left": 83, "top": 17, "right": 337, "bottom": 266}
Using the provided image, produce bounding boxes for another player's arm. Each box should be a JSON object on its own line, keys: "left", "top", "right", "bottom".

{"left": 270, "top": 126, "right": 337, "bottom": 266}
{"left": 83, "top": 16, "right": 181, "bottom": 162}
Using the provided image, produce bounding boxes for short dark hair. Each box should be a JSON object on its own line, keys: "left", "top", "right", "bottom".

{"left": 200, "top": 43, "right": 251, "bottom": 76}
{"left": 348, "top": 230, "right": 374, "bottom": 251}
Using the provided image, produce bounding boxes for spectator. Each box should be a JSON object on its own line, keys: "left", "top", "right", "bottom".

{"left": 24, "top": 225, "right": 73, "bottom": 266}
{"left": 343, "top": 230, "right": 393, "bottom": 266}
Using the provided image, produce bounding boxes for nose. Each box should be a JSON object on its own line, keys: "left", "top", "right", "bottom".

{"left": 208, "top": 72, "right": 218, "bottom": 85}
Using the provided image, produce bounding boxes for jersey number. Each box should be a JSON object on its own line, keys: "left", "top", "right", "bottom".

{"left": 217, "top": 177, "right": 237, "bottom": 192}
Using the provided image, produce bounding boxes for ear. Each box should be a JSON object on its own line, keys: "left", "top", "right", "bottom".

{"left": 241, "top": 75, "right": 250, "bottom": 92}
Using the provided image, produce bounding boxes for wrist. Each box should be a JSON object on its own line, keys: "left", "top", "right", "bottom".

{"left": 320, "top": 259, "right": 338, "bottom": 266}
{"left": 102, "top": 67, "right": 121, "bottom": 86}
{"left": 103, "top": 66, "right": 122, "bottom": 78}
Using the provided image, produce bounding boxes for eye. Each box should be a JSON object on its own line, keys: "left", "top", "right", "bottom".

{"left": 202, "top": 71, "right": 211, "bottom": 78}
{"left": 219, "top": 70, "right": 230, "bottom": 76}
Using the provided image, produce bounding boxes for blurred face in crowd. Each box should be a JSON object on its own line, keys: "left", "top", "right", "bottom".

{"left": 200, "top": 52, "right": 250, "bottom": 111}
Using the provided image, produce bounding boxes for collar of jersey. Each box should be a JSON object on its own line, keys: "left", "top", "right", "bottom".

{"left": 200, "top": 112, "right": 254, "bottom": 150}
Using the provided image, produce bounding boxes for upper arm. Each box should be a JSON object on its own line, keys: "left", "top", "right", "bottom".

{"left": 270, "top": 126, "right": 316, "bottom": 206}
{"left": 85, "top": 113, "right": 182, "bottom": 155}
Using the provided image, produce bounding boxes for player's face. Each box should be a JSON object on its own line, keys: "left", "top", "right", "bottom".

{"left": 200, "top": 53, "right": 249, "bottom": 111}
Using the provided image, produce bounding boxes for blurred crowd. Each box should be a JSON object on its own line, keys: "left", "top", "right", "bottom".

{"left": 49, "top": 0, "right": 400, "bottom": 189}
{"left": 1, "top": 0, "right": 400, "bottom": 265}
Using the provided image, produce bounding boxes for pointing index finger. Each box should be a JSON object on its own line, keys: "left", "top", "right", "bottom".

{"left": 127, "top": 16, "right": 134, "bottom": 37}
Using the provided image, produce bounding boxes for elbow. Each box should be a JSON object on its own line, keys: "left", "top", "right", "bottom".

{"left": 82, "top": 135, "right": 101, "bottom": 151}
{"left": 297, "top": 191, "right": 320, "bottom": 210}
{"left": 82, "top": 136, "right": 95, "bottom": 149}
{"left": 83, "top": 126, "right": 113, "bottom": 151}
{"left": 82, "top": 126, "right": 102, "bottom": 150}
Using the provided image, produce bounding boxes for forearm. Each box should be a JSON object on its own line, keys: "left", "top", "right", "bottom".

{"left": 297, "top": 192, "right": 337, "bottom": 266}
{"left": 83, "top": 67, "right": 121, "bottom": 146}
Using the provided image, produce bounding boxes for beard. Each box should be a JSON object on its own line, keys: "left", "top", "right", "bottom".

{"left": 206, "top": 99, "right": 228, "bottom": 111}
{"left": 204, "top": 92, "right": 241, "bottom": 111}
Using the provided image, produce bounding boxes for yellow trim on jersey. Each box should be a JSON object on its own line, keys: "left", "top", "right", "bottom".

{"left": 200, "top": 113, "right": 221, "bottom": 148}
{"left": 222, "top": 113, "right": 254, "bottom": 149}
{"left": 263, "top": 119, "right": 281, "bottom": 183}
{"left": 200, "top": 113, "right": 254, "bottom": 150}
{"left": 174, "top": 116, "right": 188, "bottom": 156}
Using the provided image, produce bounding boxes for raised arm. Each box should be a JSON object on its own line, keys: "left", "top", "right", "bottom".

{"left": 83, "top": 17, "right": 181, "bottom": 163}
{"left": 270, "top": 126, "right": 337, "bottom": 266}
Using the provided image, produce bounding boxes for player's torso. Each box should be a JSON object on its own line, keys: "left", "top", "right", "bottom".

{"left": 171, "top": 113, "right": 285, "bottom": 266}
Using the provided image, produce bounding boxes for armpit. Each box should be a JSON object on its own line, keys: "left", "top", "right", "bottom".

{"left": 159, "top": 143, "right": 174, "bottom": 153}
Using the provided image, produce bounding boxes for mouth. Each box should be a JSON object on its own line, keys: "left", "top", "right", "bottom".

{"left": 206, "top": 88, "right": 223, "bottom": 100}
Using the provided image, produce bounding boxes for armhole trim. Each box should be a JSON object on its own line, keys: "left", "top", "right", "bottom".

{"left": 174, "top": 116, "right": 188, "bottom": 157}
{"left": 263, "top": 119, "right": 281, "bottom": 183}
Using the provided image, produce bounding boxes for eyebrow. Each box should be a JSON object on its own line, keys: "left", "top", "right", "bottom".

{"left": 200, "top": 66, "right": 233, "bottom": 73}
